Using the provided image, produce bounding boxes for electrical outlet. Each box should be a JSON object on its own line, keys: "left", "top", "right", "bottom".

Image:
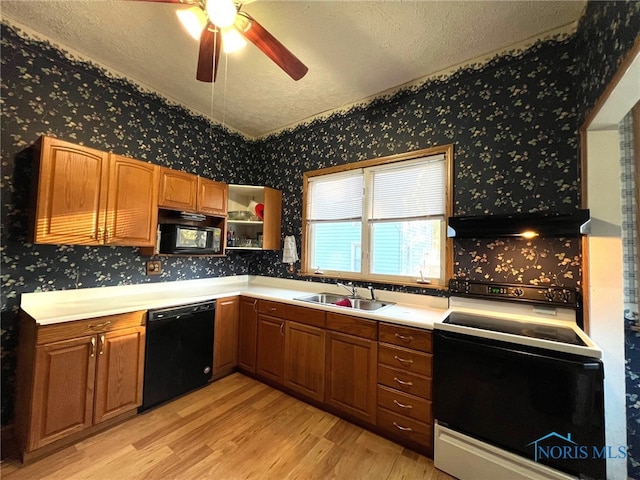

{"left": 146, "top": 260, "right": 162, "bottom": 275}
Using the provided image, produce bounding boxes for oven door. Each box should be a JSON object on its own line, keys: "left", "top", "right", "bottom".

{"left": 433, "top": 330, "right": 605, "bottom": 480}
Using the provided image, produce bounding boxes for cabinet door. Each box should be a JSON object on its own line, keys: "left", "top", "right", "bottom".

{"left": 158, "top": 167, "right": 197, "bottom": 211}
{"left": 30, "top": 336, "right": 97, "bottom": 450}
{"left": 93, "top": 327, "right": 145, "bottom": 424}
{"left": 33, "top": 136, "right": 109, "bottom": 245}
{"left": 106, "top": 154, "right": 159, "bottom": 246}
{"left": 284, "top": 321, "right": 325, "bottom": 402}
{"left": 325, "top": 331, "right": 377, "bottom": 425}
{"left": 238, "top": 297, "right": 258, "bottom": 373}
{"left": 256, "top": 314, "right": 285, "bottom": 384}
{"left": 198, "top": 177, "right": 228, "bottom": 216}
{"left": 213, "top": 296, "right": 239, "bottom": 376}
{"left": 262, "top": 187, "right": 282, "bottom": 250}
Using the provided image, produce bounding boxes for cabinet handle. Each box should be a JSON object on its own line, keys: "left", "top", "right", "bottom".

{"left": 280, "top": 322, "right": 284, "bottom": 336}
{"left": 88, "top": 320, "right": 111, "bottom": 330}
{"left": 393, "top": 399, "right": 413, "bottom": 409}
{"left": 393, "top": 422, "right": 413, "bottom": 432}
{"left": 394, "top": 333, "right": 414, "bottom": 342}
{"left": 394, "top": 355, "right": 414, "bottom": 365}
{"left": 99, "top": 335, "right": 105, "bottom": 355}
{"left": 393, "top": 377, "right": 413, "bottom": 387}
{"left": 252, "top": 299, "right": 257, "bottom": 312}
{"left": 90, "top": 337, "right": 96, "bottom": 358}
{"left": 106, "top": 229, "right": 113, "bottom": 243}
{"left": 96, "top": 227, "right": 104, "bottom": 241}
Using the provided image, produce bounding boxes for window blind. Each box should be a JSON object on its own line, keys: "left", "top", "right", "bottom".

{"left": 370, "top": 155, "right": 445, "bottom": 220}
{"left": 308, "top": 170, "right": 363, "bottom": 221}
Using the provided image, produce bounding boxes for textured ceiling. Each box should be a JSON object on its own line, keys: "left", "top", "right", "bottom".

{"left": 1, "top": 1, "right": 586, "bottom": 138}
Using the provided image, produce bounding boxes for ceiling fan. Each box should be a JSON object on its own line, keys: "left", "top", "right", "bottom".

{"left": 134, "top": 0, "right": 308, "bottom": 82}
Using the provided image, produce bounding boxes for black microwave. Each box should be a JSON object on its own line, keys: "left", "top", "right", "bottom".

{"left": 159, "top": 224, "right": 222, "bottom": 255}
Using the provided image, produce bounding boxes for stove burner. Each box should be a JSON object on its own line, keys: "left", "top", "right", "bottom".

{"left": 444, "top": 311, "right": 586, "bottom": 346}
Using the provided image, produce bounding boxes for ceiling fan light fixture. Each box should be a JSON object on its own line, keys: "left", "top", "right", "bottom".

{"left": 205, "top": 0, "right": 237, "bottom": 28}
{"left": 176, "top": 6, "right": 207, "bottom": 41}
{"left": 221, "top": 27, "right": 247, "bottom": 53}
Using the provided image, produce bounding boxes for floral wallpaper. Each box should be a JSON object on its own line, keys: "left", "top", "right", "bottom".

{"left": 251, "top": 33, "right": 584, "bottom": 289}
{"left": 1, "top": 3, "right": 639, "bottom": 469}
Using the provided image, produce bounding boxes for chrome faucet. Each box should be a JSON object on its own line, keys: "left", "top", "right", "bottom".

{"left": 337, "top": 282, "right": 358, "bottom": 298}
{"left": 367, "top": 286, "right": 376, "bottom": 301}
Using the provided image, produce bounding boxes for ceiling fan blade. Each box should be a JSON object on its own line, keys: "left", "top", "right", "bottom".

{"left": 235, "top": 12, "right": 308, "bottom": 81}
{"left": 197, "top": 25, "right": 221, "bottom": 82}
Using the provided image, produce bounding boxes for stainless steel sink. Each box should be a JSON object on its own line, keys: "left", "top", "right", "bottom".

{"left": 295, "top": 293, "right": 394, "bottom": 311}
{"left": 295, "top": 293, "right": 346, "bottom": 304}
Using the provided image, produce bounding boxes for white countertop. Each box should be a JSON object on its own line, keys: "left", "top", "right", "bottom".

{"left": 20, "top": 275, "right": 449, "bottom": 330}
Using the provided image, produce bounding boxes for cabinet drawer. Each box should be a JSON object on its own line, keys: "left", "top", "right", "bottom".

{"left": 378, "top": 344, "right": 432, "bottom": 376}
{"left": 378, "top": 323, "right": 432, "bottom": 353}
{"left": 377, "top": 407, "right": 432, "bottom": 449}
{"left": 286, "top": 304, "right": 326, "bottom": 328}
{"left": 36, "top": 311, "right": 146, "bottom": 345}
{"left": 377, "top": 365, "right": 432, "bottom": 399}
{"left": 326, "top": 312, "right": 377, "bottom": 340}
{"left": 258, "top": 300, "right": 287, "bottom": 318}
{"left": 377, "top": 385, "right": 432, "bottom": 423}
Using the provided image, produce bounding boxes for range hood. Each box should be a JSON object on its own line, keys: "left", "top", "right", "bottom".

{"left": 447, "top": 209, "right": 590, "bottom": 238}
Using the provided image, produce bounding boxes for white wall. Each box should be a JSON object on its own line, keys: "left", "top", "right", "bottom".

{"left": 585, "top": 129, "right": 627, "bottom": 480}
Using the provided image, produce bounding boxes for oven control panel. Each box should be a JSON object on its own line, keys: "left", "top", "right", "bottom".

{"left": 449, "top": 279, "right": 579, "bottom": 307}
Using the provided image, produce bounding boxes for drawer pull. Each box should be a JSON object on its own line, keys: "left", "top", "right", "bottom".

{"left": 394, "top": 333, "right": 414, "bottom": 342}
{"left": 269, "top": 307, "right": 277, "bottom": 311}
{"left": 393, "top": 422, "right": 413, "bottom": 432}
{"left": 393, "top": 399, "right": 413, "bottom": 409}
{"left": 88, "top": 320, "right": 111, "bottom": 329}
{"left": 394, "top": 355, "right": 414, "bottom": 365}
{"left": 394, "top": 377, "right": 413, "bottom": 387}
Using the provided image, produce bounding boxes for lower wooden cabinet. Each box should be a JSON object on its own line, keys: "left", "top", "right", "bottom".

{"left": 237, "top": 297, "right": 258, "bottom": 373}
{"left": 15, "top": 310, "right": 146, "bottom": 460}
{"left": 284, "top": 321, "right": 325, "bottom": 402}
{"left": 213, "top": 296, "right": 239, "bottom": 378}
{"left": 93, "top": 327, "right": 145, "bottom": 424}
{"left": 30, "top": 336, "right": 97, "bottom": 449}
{"left": 377, "top": 323, "right": 433, "bottom": 454}
{"left": 256, "top": 314, "right": 286, "bottom": 383}
{"left": 325, "top": 330, "right": 377, "bottom": 425}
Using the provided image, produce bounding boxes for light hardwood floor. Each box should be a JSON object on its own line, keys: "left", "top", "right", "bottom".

{"left": 1, "top": 373, "right": 454, "bottom": 480}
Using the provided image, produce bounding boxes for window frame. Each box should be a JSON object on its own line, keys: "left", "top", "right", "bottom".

{"left": 301, "top": 144, "right": 454, "bottom": 288}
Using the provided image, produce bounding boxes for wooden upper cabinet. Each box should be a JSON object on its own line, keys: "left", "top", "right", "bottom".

{"left": 32, "top": 136, "right": 158, "bottom": 247}
{"left": 158, "top": 167, "right": 197, "bottom": 211}
{"left": 33, "top": 136, "right": 109, "bottom": 245}
{"left": 262, "top": 187, "right": 282, "bottom": 250}
{"left": 227, "top": 185, "right": 282, "bottom": 251}
{"left": 159, "top": 168, "right": 228, "bottom": 217}
{"left": 198, "top": 177, "right": 228, "bottom": 217}
{"left": 106, "top": 154, "right": 159, "bottom": 247}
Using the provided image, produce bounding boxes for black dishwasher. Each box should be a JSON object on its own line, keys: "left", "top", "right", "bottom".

{"left": 140, "top": 300, "right": 215, "bottom": 412}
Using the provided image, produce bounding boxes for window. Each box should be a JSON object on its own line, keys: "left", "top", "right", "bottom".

{"left": 302, "top": 146, "right": 452, "bottom": 286}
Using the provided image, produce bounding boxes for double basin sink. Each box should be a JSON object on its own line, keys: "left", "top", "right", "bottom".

{"left": 295, "top": 292, "right": 395, "bottom": 312}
